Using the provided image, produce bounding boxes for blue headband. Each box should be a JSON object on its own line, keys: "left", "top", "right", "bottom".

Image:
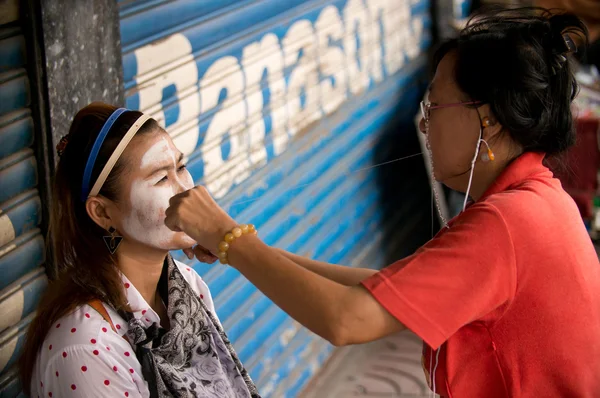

{"left": 81, "top": 108, "right": 128, "bottom": 201}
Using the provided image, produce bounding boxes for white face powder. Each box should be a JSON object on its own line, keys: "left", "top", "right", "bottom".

{"left": 121, "top": 135, "right": 196, "bottom": 249}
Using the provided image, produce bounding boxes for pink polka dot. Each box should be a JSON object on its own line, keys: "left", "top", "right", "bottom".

{"left": 62, "top": 351, "right": 67, "bottom": 358}
{"left": 141, "top": 310, "right": 147, "bottom": 315}
{"left": 113, "top": 366, "right": 118, "bottom": 372}
{"left": 102, "top": 327, "right": 108, "bottom": 333}
{"left": 104, "top": 380, "right": 110, "bottom": 386}
{"left": 71, "top": 328, "right": 77, "bottom": 333}
{"left": 81, "top": 366, "right": 87, "bottom": 372}
{"left": 93, "top": 350, "right": 99, "bottom": 355}
{"left": 125, "top": 393, "right": 129, "bottom": 397}
{"left": 186, "top": 267, "right": 191, "bottom": 271}
{"left": 71, "top": 384, "right": 76, "bottom": 390}
{"left": 124, "top": 351, "right": 130, "bottom": 357}
{"left": 48, "top": 344, "right": 52, "bottom": 350}
{"left": 129, "top": 368, "right": 134, "bottom": 374}
{"left": 48, "top": 393, "right": 52, "bottom": 397}
{"left": 90, "top": 339, "right": 97, "bottom": 344}
{"left": 124, "top": 283, "right": 130, "bottom": 289}
{"left": 145, "top": 318, "right": 150, "bottom": 322}
{"left": 55, "top": 323, "right": 60, "bottom": 328}
{"left": 116, "top": 324, "right": 121, "bottom": 330}
{"left": 55, "top": 371, "right": 59, "bottom": 377}
{"left": 106, "top": 346, "right": 110, "bottom": 351}
{"left": 200, "top": 294, "right": 204, "bottom": 299}
{"left": 85, "top": 313, "right": 90, "bottom": 318}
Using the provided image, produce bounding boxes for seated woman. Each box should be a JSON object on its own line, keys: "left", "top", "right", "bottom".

{"left": 19, "top": 103, "right": 259, "bottom": 398}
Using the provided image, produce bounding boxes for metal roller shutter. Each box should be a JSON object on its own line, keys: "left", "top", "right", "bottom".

{"left": 120, "top": 0, "right": 430, "bottom": 395}
{"left": 0, "top": 1, "right": 48, "bottom": 397}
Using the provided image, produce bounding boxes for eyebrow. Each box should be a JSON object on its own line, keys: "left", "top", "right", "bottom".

{"left": 147, "top": 152, "right": 184, "bottom": 177}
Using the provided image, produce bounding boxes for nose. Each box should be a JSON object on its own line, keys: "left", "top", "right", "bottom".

{"left": 418, "top": 117, "right": 427, "bottom": 135}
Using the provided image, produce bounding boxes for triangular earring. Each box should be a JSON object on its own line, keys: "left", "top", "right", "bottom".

{"left": 103, "top": 227, "right": 123, "bottom": 254}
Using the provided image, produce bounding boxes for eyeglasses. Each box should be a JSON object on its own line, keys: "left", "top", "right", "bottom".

{"left": 420, "top": 100, "right": 481, "bottom": 124}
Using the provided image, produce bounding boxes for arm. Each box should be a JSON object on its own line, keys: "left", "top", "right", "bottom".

{"left": 273, "top": 247, "right": 378, "bottom": 286}
{"left": 165, "top": 186, "right": 405, "bottom": 346}
{"left": 228, "top": 236, "right": 405, "bottom": 346}
{"left": 42, "top": 345, "right": 144, "bottom": 397}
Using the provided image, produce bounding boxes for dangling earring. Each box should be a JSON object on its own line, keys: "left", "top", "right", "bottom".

{"left": 480, "top": 139, "right": 495, "bottom": 162}
{"left": 103, "top": 227, "right": 123, "bottom": 254}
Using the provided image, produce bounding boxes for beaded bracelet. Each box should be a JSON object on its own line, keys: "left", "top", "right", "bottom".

{"left": 217, "top": 224, "right": 257, "bottom": 265}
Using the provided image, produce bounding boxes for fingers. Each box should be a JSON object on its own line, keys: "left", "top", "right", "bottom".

{"left": 183, "top": 247, "right": 194, "bottom": 260}
{"left": 193, "top": 245, "right": 218, "bottom": 264}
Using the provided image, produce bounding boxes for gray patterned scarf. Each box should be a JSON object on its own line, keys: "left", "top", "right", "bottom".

{"left": 119, "top": 255, "right": 261, "bottom": 398}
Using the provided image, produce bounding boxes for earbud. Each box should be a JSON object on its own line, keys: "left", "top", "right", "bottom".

{"left": 481, "top": 117, "right": 493, "bottom": 128}
{"left": 480, "top": 139, "right": 495, "bottom": 162}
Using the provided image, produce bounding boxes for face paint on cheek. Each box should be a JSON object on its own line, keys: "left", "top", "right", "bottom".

{"left": 120, "top": 179, "right": 178, "bottom": 249}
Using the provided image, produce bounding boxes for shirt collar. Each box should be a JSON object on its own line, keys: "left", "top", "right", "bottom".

{"left": 479, "top": 151, "right": 550, "bottom": 201}
{"left": 121, "top": 273, "right": 161, "bottom": 327}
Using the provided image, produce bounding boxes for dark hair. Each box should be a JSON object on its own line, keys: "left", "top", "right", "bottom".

{"left": 433, "top": 7, "right": 588, "bottom": 155}
{"left": 19, "top": 102, "right": 158, "bottom": 393}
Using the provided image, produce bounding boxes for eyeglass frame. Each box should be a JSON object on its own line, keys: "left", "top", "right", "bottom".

{"left": 420, "top": 100, "right": 482, "bottom": 124}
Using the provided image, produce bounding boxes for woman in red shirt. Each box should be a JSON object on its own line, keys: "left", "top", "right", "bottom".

{"left": 165, "top": 7, "right": 600, "bottom": 397}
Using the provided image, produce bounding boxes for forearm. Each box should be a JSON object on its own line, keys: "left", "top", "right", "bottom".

{"left": 228, "top": 236, "right": 354, "bottom": 345}
{"left": 274, "top": 248, "right": 377, "bottom": 286}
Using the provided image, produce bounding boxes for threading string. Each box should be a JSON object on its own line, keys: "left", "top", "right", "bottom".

{"left": 228, "top": 152, "right": 424, "bottom": 207}
{"left": 425, "top": 124, "right": 448, "bottom": 229}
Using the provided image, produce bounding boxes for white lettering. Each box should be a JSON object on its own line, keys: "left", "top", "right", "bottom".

{"left": 315, "top": 6, "right": 348, "bottom": 115}
{"left": 199, "top": 57, "right": 249, "bottom": 198}
{"left": 130, "top": 0, "right": 425, "bottom": 198}
{"left": 132, "top": 33, "right": 200, "bottom": 157}
{"left": 282, "top": 20, "right": 322, "bottom": 137}
{"left": 344, "top": 0, "right": 372, "bottom": 94}
{"left": 242, "top": 33, "right": 287, "bottom": 161}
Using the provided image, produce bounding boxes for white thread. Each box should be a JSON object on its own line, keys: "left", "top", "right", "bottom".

{"left": 462, "top": 126, "right": 483, "bottom": 211}
{"left": 432, "top": 347, "right": 441, "bottom": 396}
{"left": 228, "top": 152, "right": 423, "bottom": 207}
{"left": 429, "top": 348, "right": 434, "bottom": 398}
{"left": 425, "top": 123, "right": 448, "bottom": 228}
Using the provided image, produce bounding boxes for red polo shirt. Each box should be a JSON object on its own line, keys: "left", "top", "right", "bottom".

{"left": 362, "top": 152, "right": 600, "bottom": 397}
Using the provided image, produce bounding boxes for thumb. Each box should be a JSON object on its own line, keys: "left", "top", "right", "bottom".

{"left": 164, "top": 212, "right": 182, "bottom": 232}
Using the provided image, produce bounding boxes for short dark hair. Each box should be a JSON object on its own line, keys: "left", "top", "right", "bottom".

{"left": 433, "top": 7, "right": 588, "bottom": 155}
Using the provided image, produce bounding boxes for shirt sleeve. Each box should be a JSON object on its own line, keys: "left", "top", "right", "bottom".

{"left": 361, "top": 202, "right": 517, "bottom": 350}
{"left": 40, "top": 344, "right": 145, "bottom": 398}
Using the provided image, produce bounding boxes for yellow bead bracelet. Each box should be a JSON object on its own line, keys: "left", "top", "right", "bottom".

{"left": 217, "top": 224, "right": 257, "bottom": 265}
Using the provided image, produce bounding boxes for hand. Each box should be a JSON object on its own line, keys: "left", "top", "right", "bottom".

{"left": 183, "top": 245, "right": 218, "bottom": 264}
{"left": 165, "top": 186, "right": 237, "bottom": 254}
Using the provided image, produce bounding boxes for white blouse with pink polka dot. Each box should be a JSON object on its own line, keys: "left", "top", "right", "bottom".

{"left": 31, "top": 260, "right": 217, "bottom": 397}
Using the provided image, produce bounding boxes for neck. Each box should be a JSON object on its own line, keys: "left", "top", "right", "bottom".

{"left": 465, "top": 160, "right": 506, "bottom": 202}
{"left": 117, "top": 242, "right": 167, "bottom": 310}
{"left": 446, "top": 147, "right": 517, "bottom": 204}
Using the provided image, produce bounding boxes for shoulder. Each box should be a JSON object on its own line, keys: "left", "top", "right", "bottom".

{"left": 173, "top": 259, "right": 216, "bottom": 312}
{"left": 482, "top": 175, "right": 573, "bottom": 229}
{"left": 32, "top": 304, "right": 145, "bottom": 396}
{"left": 36, "top": 304, "right": 133, "bottom": 370}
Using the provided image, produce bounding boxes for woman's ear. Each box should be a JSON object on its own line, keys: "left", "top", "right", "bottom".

{"left": 479, "top": 105, "right": 502, "bottom": 139}
{"left": 85, "top": 197, "right": 115, "bottom": 231}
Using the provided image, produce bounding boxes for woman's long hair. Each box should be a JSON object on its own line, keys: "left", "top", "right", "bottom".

{"left": 19, "top": 103, "right": 157, "bottom": 394}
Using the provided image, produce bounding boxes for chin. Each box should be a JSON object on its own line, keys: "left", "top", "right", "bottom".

{"left": 169, "top": 233, "right": 197, "bottom": 250}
